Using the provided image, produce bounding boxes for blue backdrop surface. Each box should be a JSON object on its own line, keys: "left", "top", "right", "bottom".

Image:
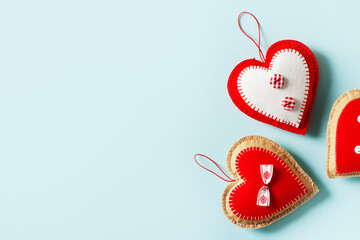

{"left": 0, "top": 0, "right": 359, "bottom": 239}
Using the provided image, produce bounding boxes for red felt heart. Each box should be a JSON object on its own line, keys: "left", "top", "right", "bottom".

{"left": 222, "top": 136, "right": 318, "bottom": 228}
{"left": 336, "top": 99, "right": 360, "bottom": 174}
{"left": 327, "top": 89, "right": 360, "bottom": 178}
{"left": 227, "top": 40, "right": 319, "bottom": 135}
{"left": 229, "top": 147, "right": 307, "bottom": 220}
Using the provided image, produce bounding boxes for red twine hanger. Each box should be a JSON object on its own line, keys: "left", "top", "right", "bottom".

{"left": 194, "top": 154, "right": 235, "bottom": 182}
{"left": 238, "top": 11, "right": 266, "bottom": 62}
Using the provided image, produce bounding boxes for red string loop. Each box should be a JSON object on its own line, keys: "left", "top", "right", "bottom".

{"left": 238, "top": 11, "right": 266, "bottom": 62}
{"left": 194, "top": 154, "right": 235, "bottom": 182}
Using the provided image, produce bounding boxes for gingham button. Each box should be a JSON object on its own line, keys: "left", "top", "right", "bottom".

{"left": 281, "top": 97, "right": 296, "bottom": 111}
{"left": 270, "top": 74, "right": 285, "bottom": 89}
{"left": 355, "top": 146, "right": 360, "bottom": 154}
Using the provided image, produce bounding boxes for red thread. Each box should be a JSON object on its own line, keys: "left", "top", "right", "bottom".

{"left": 194, "top": 154, "right": 235, "bottom": 182}
{"left": 238, "top": 12, "right": 266, "bottom": 62}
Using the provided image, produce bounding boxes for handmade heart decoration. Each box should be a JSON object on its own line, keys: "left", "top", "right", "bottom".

{"left": 228, "top": 13, "right": 319, "bottom": 135}
{"left": 221, "top": 136, "right": 318, "bottom": 228}
{"left": 194, "top": 135, "right": 318, "bottom": 229}
{"left": 327, "top": 89, "right": 360, "bottom": 178}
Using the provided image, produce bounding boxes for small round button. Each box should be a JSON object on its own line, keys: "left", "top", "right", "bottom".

{"left": 281, "top": 97, "right": 296, "bottom": 111}
{"left": 355, "top": 146, "right": 360, "bottom": 154}
{"left": 270, "top": 74, "right": 285, "bottom": 89}
{"left": 357, "top": 115, "right": 360, "bottom": 123}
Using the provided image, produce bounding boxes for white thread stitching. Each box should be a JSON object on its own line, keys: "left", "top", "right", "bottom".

{"left": 237, "top": 49, "right": 310, "bottom": 128}
{"left": 228, "top": 147, "right": 307, "bottom": 220}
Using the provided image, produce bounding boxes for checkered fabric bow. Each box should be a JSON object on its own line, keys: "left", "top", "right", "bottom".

{"left": 281, "top": 97, "right": 296, "bottom": 111}
{"left": 270, "top": 74, "right": 284, "bottom": 89}
{"left": 257, "top": 164, "right": 273, "bottom": 207}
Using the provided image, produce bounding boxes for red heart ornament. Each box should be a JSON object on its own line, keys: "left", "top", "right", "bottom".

{"left": 327, "top": 89, "right": 360, "bottom": 178}
{"left": 228, "top": 40, "right": 319, "bottom": 135}
{"left": 222, "top": 136, "right": 318, "bottom": 228}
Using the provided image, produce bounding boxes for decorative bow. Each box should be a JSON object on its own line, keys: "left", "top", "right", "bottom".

{"left": 257, "top": 164, "right": 273, "bottom": 207}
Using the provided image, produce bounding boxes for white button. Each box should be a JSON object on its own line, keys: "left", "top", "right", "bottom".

{"left": 355, "top": 146, "right": 360, "bottom": 154}
{"left": 357, "top": 115, "right": 360, "bottom": 123}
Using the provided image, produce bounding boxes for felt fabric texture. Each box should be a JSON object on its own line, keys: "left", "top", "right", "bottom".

{"left": 336, "top": 99, "right": 360, "bottom": 173}
{"left": 239, "top": 49, "right": 307, "bottom": 126}
{"left": 222, "top": 135, "right": 318, "bottom": 229}
{"left": 228, "top": 40, "right": 319, "bottom": 135}
{"left": 327, "top": 89, "right": 360, "bottom": 178}
{"left": 229, "top": 147, "right": 307, "bottom": 218}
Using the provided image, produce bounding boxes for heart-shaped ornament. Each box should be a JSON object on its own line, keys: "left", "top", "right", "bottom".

{"left": 228, "top": 40, "right": 319, "bottom": 135}
{"left": 222, "top": 135, "right": 318, "bottom": 228}
{"left": 327, "top": 89, "right": 360, "bottom": 178}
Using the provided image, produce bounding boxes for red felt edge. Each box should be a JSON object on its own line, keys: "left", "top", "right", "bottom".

{"left": 227, "top": 40, "right": 319, "bottom": 135}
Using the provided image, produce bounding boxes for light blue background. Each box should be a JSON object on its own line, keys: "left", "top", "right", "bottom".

{"left": 0, "top": 0, "right": 359, "bottom": 239}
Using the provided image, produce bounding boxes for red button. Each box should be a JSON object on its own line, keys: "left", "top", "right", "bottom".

{"left": 270, "top": 74, "right": 285, "bottom": 89}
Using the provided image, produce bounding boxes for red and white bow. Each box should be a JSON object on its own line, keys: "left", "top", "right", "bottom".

{"left": 257, "top": 164, "right": 273, "bottom": 207}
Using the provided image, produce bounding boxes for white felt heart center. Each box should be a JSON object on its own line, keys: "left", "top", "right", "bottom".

{"left": 238, "top": 49, "right": 310, "bottom": 128}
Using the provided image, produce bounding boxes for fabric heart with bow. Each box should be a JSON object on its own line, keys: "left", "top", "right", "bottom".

{"left": 222, "top": 136, "right": 318, "bottom": 229}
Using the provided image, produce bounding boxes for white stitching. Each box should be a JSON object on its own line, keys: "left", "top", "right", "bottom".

{"left": 237, "top": 49, "right": 310, "bottom": 128}
{"left": 229, "top": 147, "right": 308, "bottom": 219}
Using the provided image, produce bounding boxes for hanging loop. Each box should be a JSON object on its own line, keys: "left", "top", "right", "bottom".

{"left": 238, "top": 11, "right": 266, "bottom": 62}
{"left": 194, "top": 154, "right": 235, "bottom": 182}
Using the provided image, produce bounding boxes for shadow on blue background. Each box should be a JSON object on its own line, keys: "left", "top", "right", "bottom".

{"left": 307, "top": 52, "right": 333, "bottom": 136}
